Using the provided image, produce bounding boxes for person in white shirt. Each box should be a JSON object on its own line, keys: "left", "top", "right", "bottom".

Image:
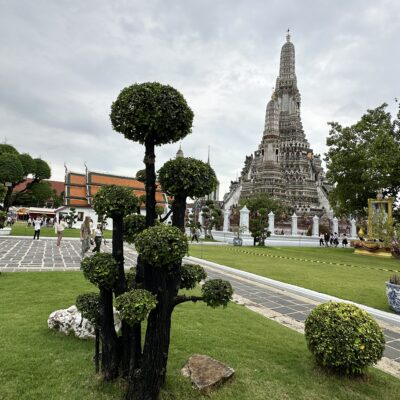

{"left": 33, "top": 217, "right": 42, "bottom": 240}
{"left": 92, "top": 223, "right": 103, "bottom": 252}
{"left": 55, "top": 216, "right": 67, "bottom": 247}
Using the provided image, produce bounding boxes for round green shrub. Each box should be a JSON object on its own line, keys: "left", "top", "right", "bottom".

{"left": 135, "top": 224, "right": 188, "bottom": 267}
{"left": 81, "top": 253, "right": 118, "bottom": 289}
{"left": 93, "top": 185, "right": 139, "bottom": 219}
{"left": 124, "top": 214, "right": 146, "bottom": 244}
{"left": 110, "top": 82, "right": 194, "bottom": 146}
{"left": 304, "top": 302, "right": 385, "bottom": 375}
{"left": 125, "top": 267, "right": 137, "bottom": 290}
{"left": 202, "top": 279, "right": 233, "bottom": 308}
{"left": 158, "top": 157, "right": 218, "bottom": 198}
{"left": 180, "top": 264, "right": 207, "bottom": 290}
{"left": 115, "top": 289, "right": 157, "bottom": 326}
{"left": 76, "top": 292, "right": 100, "bottom": 325}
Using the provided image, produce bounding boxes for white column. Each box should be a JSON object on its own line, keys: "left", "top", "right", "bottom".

{"left": 223, "top": 210, "right": 230, "bottom": 232}
{"left": 351, "top": 218, "right": 357, "bottom": 238}
{"left": 268, "top": 211, "right": 275, "bottom": 235}
{"left": 291, "top": 212, "right": 298, "bottom": 236}
{"left": 333, "top": 217, "right": 338, "bottom": 234}
{"left": 312, "top": 215, "right": 319, "bottom": 237}
{"left": 240, "top": 206, "right": 250, "bottom": 234}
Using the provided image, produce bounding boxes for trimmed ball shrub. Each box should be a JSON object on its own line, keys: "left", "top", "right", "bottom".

{"left": 116, "top": 289, "right": 157, "bottom": 326}
{"left": 76, "top": 292, "right": 100, "bottom": 325}
{"left": 125, "top": 267, "right": 137, "bottom": 290}
{"left": 110, "top": 82, "right": 194, "bottom": 146}
{"left": 135, "top": 224, "right": 188, "bottom": 267}
{"left": 180, "top": 264, "right": 207, "bottom": 290}
{"left": 93, "top": 185, "right": 139, "bottom": 219}
{"left": 202, "top": 279, "right": 233, "bottom": 308}
{"left": 158, "top": 157, "right": 218, "bottom": 198}
{"left": 81, "top": 253, "right": 118, "bottom": 289}
{"left": 124, "top": 214, "right": 147, "bottom": 244}
{"left": 304, "top": 302, "right": 385, "bottom": 375}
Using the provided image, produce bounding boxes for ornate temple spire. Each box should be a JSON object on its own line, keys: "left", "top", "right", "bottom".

{"left": 176, "top": 144, "right": 184, "bottom": 158}
{"left": 286, "top": 28, "right": 291, "bottom": 42}
{"left": 278, "top": 30, "right": 296, "bottom": 81}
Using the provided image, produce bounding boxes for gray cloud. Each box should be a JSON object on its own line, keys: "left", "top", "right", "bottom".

{"left": 1, "top": 0, "right": 399, "bottom": 197}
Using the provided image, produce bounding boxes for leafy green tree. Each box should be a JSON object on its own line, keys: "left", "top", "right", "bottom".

{"left": 325, "top": 103, "right": 400, "bottom": 217}
{"left": 240, "top": 193, "right": 288, "bottom": 243}
{"left": 158, "top": 157, "right": 217, "bottom": 230}
{"left": 0, "top": 144, "right": 51, "bottom": 210}
{"left": 110, "top": 82, "right": 194, "bottom": 227}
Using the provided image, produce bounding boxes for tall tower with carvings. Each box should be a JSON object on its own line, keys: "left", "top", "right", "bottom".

{"left": 225, "top": 32, "right": 331, "bottom": 215}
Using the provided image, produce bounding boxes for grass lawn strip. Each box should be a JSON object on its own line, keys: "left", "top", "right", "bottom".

{"left": 2, "top": 272, "right": 400, "bottom": 399}
{"left": 231, "top": 247, "right": 400, "bottom": 274}
{"left": 188, "top": 245, "right": 400, "bottom": 312}
{"left": 10, "top": 221, "right": 112, "bottom": 239}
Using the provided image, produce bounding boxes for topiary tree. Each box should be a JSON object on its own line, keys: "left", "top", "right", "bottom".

{"left": 76, "top": 292, "right": 101, "bottom": 373}
{"left": 201, "top": 200, "right": 223, "bottom": 238}
{"left": 66, "top": 207, "right": 78, "bottom": 228}
{"left": 158, "top": 157, "right": 218, "bottom": 230}
{"left": 110, "top": 82, "right": 194, "bottom": 227}
{"left": 81, "top": 253, "right": 119, "bottom": 380}
{"left": 305, "top": 302, "right": 385, "bottom": 375}
{"left": 127, "top": 224, "right": 233, "bottom": 400}
{"left": 93, "top": 185, "right": 139, "bottom": 293}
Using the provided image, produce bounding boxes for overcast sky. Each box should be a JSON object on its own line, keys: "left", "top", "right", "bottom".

{"left": 1, "top": 0, "right": 399, "bottom": 198}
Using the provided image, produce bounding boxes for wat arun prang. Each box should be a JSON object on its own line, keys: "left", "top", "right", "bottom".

{"left": 224, "top": 32, "right": 332, "bottom": 216}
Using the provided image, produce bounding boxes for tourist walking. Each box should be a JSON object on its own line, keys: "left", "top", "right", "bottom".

{"left": 324, "top": 232, "right": 330, "bottom": 247}
{"left": 333, "top": 232, "right": 339, "bottom": 247}
{"left": 319, "top": 234, "right": 324, "bottom": 246}
{"left": 342, "top": 234, "right": 348, "bottom": 248}
{"left": 54, "top": 216, "right": 67, "bottom": 247}
{"left": 191, "top": 227, "right": 200, "bottom": 243}
{"left": 27, "top": 217, "right": 32, "bottom": 227}
{"left": 80, "top": 216, "right": 91, "bottom": 257}
{"left": 92, "top": 223, "right": 103, "bottom": 252}
{"left": 33, "top": 217, "right": 42, "bottom": 240}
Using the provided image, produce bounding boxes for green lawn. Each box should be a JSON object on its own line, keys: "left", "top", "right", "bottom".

{"left": 189, "top": 245, "right": 400, "bottom": 312}
{"left": 10, "top": 221, "right": 112, "bottom": 239}
{"left": 1, "top": 272, "right": 400, "bottom": 399}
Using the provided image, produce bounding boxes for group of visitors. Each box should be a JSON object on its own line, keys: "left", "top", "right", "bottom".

{"left": 5, "top": 216, "right": 16, "bottom": 226}
{"left": 32, "top": 215, "right": 105, "bottom": 257}
{"left": 79, "top": 216, "right": 104, "bottom": 257}
{"left": 319, "top": 232, "right": 348, "bottom": 248}
{"left": 27, "top": 216, "right": 53, "bottom": 227}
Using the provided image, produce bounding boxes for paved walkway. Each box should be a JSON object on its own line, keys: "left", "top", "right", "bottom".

{"left": 1, "top": 237, "right": 400, "bottom": 373}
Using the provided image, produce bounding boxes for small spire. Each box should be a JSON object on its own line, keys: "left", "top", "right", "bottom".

{"left": 207, "top": 145, "right": 210, "bottom": 165}
{"left": 286, "top": 28, "right": 291, "bottom": 42}
{"left": 176, "top": 144, "right": 184, "bottom": 158}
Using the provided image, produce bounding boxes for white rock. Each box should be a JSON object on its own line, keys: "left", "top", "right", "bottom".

{"left": 48, "top": 305, "right": 121, "bottom": 340}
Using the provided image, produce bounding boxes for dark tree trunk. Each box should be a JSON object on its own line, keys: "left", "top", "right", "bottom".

{"left": 99, "top": 287, "right": 120, "bottom": 380}
{"left": 127, "top": 261, "right": 181, "bottom": 400}
{"left": 144, "top": 140, "right": 156, "bottom": 228}
{"left": 95, "top": 327, "right": 100, "bottom": 374}
{"left": 171, "top": 194, "right": 187, "bottom": 232}
{"left": 3, "top": 185, "right": 14, "bottom": 211}
{"left": 112, "top": 214, "right": 126, "bottom": 296}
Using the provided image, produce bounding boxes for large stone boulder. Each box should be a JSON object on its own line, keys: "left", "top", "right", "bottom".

{"left": 181, "top": 354, "right": 235, "bottom": 393}
{"left": 47, "top": 305, "right": 121, "bottom": 339}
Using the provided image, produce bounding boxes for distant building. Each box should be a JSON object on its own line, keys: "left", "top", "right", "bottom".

{"left": 56, "top": 168, "right": 170, "bottom": 228}
{"left": 223, "top": 32, "right": 332, "bottom": 216}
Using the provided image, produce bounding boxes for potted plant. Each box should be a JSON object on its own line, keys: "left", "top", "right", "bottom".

{"left": 386, "top": 274, "right": 400, "bottom": 313}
